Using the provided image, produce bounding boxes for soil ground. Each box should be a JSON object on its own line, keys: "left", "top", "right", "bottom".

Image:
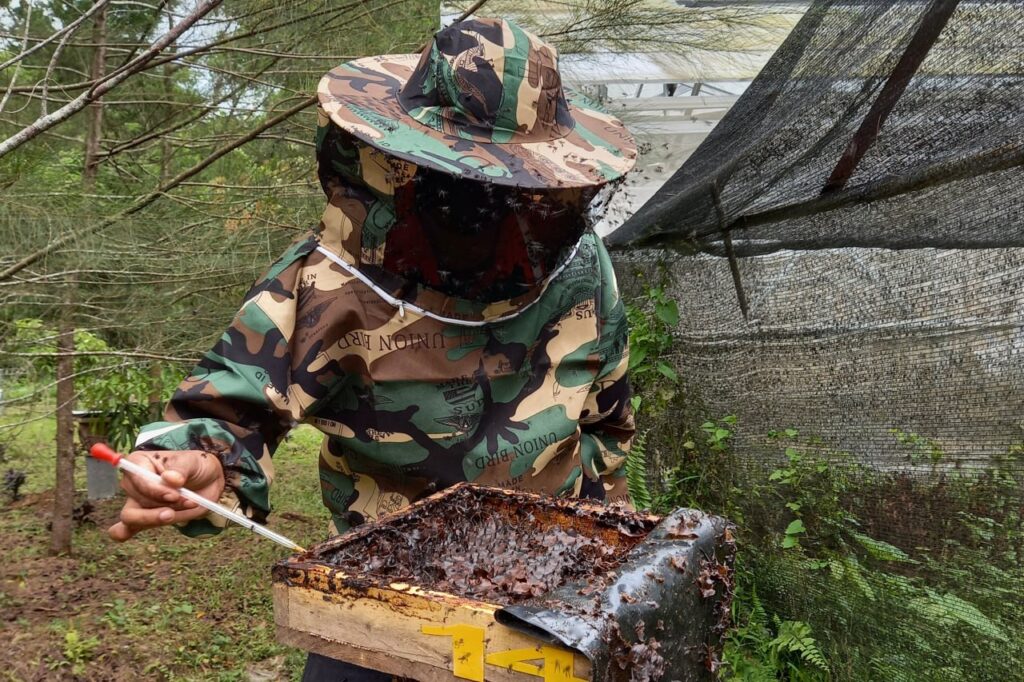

{"left": 0, "top": 409, "right": 328, "bottom": 682}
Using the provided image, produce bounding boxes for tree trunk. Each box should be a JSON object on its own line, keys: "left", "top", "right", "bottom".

{"left": 149, "top": 361, "right": 163, "bottom": 421}
{"left": 50, "top": 292, "right": 76, "bottom": 555}
{"left": 83, "top": 4, "right": 107, "bottom": 189}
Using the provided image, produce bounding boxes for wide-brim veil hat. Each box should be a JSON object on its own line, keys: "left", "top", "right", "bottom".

{"left": 317, "top": 18, "right": 636, "bottom": 189}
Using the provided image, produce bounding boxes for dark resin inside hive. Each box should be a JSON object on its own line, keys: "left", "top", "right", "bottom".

{"left": 320, "top": 486, "right": 658, "bottom": 605}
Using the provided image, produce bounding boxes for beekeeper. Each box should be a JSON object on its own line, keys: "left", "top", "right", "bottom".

{"left": 109, "top": 17, "right": 637, "bottom": 681}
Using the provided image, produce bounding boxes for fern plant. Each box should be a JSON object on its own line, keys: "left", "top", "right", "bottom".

{"left": 769, "top": 617, "right": 829, "bottom": 675}
{"left": 625, "top": 430, "right": 653, "bottom": 510}
{"left": 723, "top": 588, "right": 830, "bottom": 681}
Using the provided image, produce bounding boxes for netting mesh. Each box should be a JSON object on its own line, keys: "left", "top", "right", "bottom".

{"left": 608, "top": 1, "right": 1024, "bottom": 678}
{"left": 611, "top": 0, "right": 1024, "bottom": 253}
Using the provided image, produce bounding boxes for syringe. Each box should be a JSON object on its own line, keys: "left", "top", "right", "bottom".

{"left": 90, "top": 443, "right": 306, "bottom": 553}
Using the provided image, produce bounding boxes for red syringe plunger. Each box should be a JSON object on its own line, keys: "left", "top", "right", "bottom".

{"left": 90, "top": 442, "right": 122, "bottom": 466}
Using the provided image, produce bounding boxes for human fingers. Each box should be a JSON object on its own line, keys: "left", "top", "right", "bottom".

{"left": 150, "top": 450, "right": 224, "bottom": 492}
{"left": 108, "top": 497, "right": 210, "bottom": 541}
{"left": 121, "top": 450, "right": 222, "bottom": 505}
{"left": 118, "top": 451, "right": 177, "bottom": 506}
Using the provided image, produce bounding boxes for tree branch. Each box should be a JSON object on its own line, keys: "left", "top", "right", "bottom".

{"left": 0, "top": 94, "right": 316, "bottom": 281}
{"left": 0, "top": 0, "right": 222, "bottom": 161}
{"left": 0, "top": 1, "right": 34, "bottom": 115}
{"left": 0, "top": 0, "right": 110, "bottom": 74}
{"left": 41, "top": 8, "right": 80, "bottom": 116}
{"left": 0, "top": 0, "right": 397, "bottom": 97}
{"left": 97, "top": 52, "right": 285, "bottom": 162}
{"left": 1, "top": 349, "right": 198, "bottom": 362}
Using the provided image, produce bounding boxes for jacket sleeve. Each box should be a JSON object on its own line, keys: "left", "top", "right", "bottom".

{"left": 578, "top": 239, "right": 635, "bottom": 505}
{"left": 135, "top": 237, "right": 319, "bottom": 536}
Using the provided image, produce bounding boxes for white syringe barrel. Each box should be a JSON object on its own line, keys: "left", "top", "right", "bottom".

{"left": 90, "top": 443, "right": 305, "bottom": 553}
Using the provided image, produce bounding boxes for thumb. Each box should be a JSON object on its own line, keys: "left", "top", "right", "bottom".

{"left": 109, "top": 521, "right": 133, "bottom": 542}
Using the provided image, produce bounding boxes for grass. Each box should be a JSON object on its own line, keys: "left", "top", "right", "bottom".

{"left": 1, "top": 403, "right": 67, "bottom": 494}
{"left": 0, "top": 416, "right": 328, "bottom": 681}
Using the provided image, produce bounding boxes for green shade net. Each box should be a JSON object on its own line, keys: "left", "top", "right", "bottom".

{"left": 609, "top": 1, "right": 1023, "bottom": 679}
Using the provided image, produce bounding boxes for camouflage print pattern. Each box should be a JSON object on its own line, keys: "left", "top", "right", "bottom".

{"left": 317, "top": 18, "right": 636, "bottom": 189}
{"left": 137, "top": 202, "right": 634, "bottom": 536}
{"left": 138, "top": 225, "right": 633, "bottom": 534}
{"left": 136, "top": 20, "right": 635, "bottom": 536}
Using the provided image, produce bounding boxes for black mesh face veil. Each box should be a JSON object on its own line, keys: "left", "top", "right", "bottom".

{"left": 385, "top": 168, "right": 596, "bottom": 302}
{"left": 315, "top": 123, "right": 599, "bottom": 303}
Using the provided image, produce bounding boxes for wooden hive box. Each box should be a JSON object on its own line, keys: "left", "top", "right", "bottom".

{"left": 272, "top": 484, "right": 733, "bottom": 681}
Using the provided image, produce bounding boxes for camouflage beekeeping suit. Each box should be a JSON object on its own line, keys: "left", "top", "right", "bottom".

{"left": 135, "top": 18, "right": 638, "bottom": 536}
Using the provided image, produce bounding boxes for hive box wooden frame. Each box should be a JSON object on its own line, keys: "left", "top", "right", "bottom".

{"left": 272, "top": 484, "right": 662, "bottom": 681}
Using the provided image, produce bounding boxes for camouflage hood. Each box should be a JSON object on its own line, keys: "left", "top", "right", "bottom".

{"left": 316, "top": 18, "right": 636, "bottom": 189}
{"left": 311, "top": 17, "right": 637, "bottom": 323}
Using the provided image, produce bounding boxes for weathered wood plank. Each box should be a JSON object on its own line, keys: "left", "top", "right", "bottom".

{"left": 276, "top": 628, "right": 460, "bottom": 682}
{"left": 273, "top": 583, "right": 593, "bottom": 681}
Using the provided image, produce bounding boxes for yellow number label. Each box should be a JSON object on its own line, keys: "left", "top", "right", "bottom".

{"left": 421, "top": 625, "right": 486, "bottom": 681}
{"left": 486, "top": 647, "right": 587, "bottom": 682}
{"left": 422, "top": 624, "right": 586, "bottom": 682}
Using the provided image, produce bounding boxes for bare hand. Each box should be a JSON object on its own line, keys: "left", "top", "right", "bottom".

{"left": 108, "top": 450, "right": 225, "bottom": 541}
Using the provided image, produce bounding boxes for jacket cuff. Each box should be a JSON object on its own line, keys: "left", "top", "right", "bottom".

{"left": 175, "top": 488, "right": 247, "bottom": 537}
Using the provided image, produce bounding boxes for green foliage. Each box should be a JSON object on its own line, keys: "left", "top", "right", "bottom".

{"left": 703, "top": 415, "right": 736, "bottom": 453}
{"left": 781, "top": 518, "right": 805, "bottom": 549}
{"left": 623, "top": 276, "right": 1022, "bottom": 680}
{"left": 48, "top": 626, "right": 101, "bottom": 676}
{"left": 0, "top": 403, "right": 60, "bottom": 494}
{"left": 889, "top": 428, "right": 944, "bottom": 465}
{"left": 655, "top": 414, "right": 1024, "bottom": 680}
{"left": 905, "top": 588, "right": 1008, "bottom": 643}
{"left": 659, "top": 421, "right": 831, "bottom": 680}
{"left": 4, "top": 317, "right": 182, "bottom": 449}
{"left": 626, "top": 284, "right": 679, "bottom": 385}
{"left": 722, "top": 585, "right": 828, "bottom": 681}
{"left": 625, "top": 430, "right": 652, "bottom": 510}
{"left": 0, "top": 0, "right": 442, "bottom": 368}
{"left": 769, "top": 619, "right": 829, "bottom": 677}
{"left": 653, "top": 415, "right": 737, "bottom": 514}
{"left": 624, "top": 280, "right": 682, "bottom": 510}
{"left": 0, "top": 422, "right": 327, "bottom": 680}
